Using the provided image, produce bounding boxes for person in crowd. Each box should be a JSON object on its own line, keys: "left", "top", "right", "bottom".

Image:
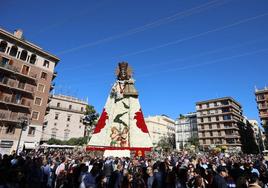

{"left": 211, "top": 166, "right": 228, "bottom": 188}
{"left": 0, "top": 148, "right": 268, "bottom": 188}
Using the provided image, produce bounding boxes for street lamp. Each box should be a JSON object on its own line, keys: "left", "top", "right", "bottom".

{"left": 16, "top": 116, "right": 28, "bottom": 155}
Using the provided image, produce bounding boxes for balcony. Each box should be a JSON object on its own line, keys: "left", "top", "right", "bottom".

{"left": 52, "top": 71, "right": 58, "bottom": 79}
{"left": 256, "top": 96, "right": 266, "bottom": 102}
{"left": 0, "top": 110, "right": 29, "bottom": 124}
{"left": 260, "top": 112, "right": 268, "bottom": 119}
{"left": 0, "top": 63, "right": 37, "bottom": 85}
{"left": 47, "top": 104, "right": 84, "bottom": 114}
{"left": 50, "top": 82, "right": 55, "bottom": 91}
{"left": 0, "top": 96, "right": 31, "bottom": 111}
{"left": 258, "top": 104, "right": 268, "bottom": 110}
{"left": 225, "top": 134, "right": 240, "bottom": 138}
{"left": 0, "top": 80, "right": 34, "bottom": 97}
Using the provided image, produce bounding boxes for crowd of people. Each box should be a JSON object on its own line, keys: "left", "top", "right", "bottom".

{"left": 0, "top": 149, "right": 268, "bottom": 188}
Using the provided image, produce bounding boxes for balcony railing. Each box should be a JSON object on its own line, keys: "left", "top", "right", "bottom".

{"left": 258, "top": 104, "right": 268, "bottom": 110}
{"left": 0, "top": 96, "right": 31, "bottom": 109}
{"left": 0, "top": 63, "right": 37, "bottom": 84}
{"left": 47, "top": 104, "right": 84, "bottom": 114}
{"left": 0, "top": 110, "right": 29, "bottom": 123}
{"left": 50, "top": 83, "right": 55, "bottom": 91}
{"left": 52, "top": 71, "right": 58, "bottom": 79}
{"left": 0, "top": 80, "right": 34, "bottom": 96}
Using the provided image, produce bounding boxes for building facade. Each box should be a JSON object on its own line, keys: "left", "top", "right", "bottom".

{"left": 248, "top": 119, "right": 263, "bottom": 150}
{"left": 145, "top": 115, "right": 175, "bottom": 147}
{"left": 196, "top": 97, "right": 244, "bottom": 151}
{"left": 255, "top": 87, "right": 268, "bottom": 148}
{"left": 42, "top": 94, "right": 87, "bottom": 142}
{"left": 0, "top": 28, "right": 59, "bottom": 154}
{"left": 175, "top": 112, "right": 198, "bottom": 151}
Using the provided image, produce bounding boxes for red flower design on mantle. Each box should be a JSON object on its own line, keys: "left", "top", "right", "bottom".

{"left": 93, "top": 109, "right": 108, "bottom": 134}
{"left": 134, "top": 109, "right": 149, "bottom": 133}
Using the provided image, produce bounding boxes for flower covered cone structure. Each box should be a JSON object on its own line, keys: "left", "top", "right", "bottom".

{"left": 87, "top": 62, "right": 153, "bottom": 155}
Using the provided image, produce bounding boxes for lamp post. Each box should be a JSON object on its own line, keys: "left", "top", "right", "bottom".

{"left": 16, "top": 116, "right": 28, "bottom": 155}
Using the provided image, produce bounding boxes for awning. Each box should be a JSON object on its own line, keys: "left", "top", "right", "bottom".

{"left": 24, "top": 143, "right": 36, "bottom": 149}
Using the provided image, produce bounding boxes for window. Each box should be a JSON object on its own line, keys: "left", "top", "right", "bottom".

{"left": 199, "top": 104, "right": 202, "bottom": 109}
{"left": 69, "top": 105, "right": 72, "bottom": 110}
{"left": 28, "top": 127, "right": 36, "bottom": 135}
{"left": 225, "top": 130, "right": 233, "bottom": 135}
{"left": 37, "top": 84, "right": 45, "bottom": 92}
{"left": 32, "top": 111, "right": 39, "bottom": 120}
{"left": 201, "top": 125, "right": 204, "bottom": 129}
{"left": 208, "top": 117, "right": 211, "bottom": 122}
{"left": 12, "top": 94, "right": 21, "bottom": 104}
{"left": 214, "top": 102, "right": 218, "bottom": 107}
{"left": 55, "top": 113, "right": 59, "bottom": 120}
{"left": 203, "top": 139, "right": 206, "bottom": 144}
{"left": 41, "top": 72, "right": 47, "bottom": 80}
{"left": 210, "top": 139, "right": 214, "bottom": 144}
{"left": 51, "top": 129, "right": 57, "bottom": 139}
{"left": 64, "top": 129, "right": 70, "bottom": 140}
{"left": 202, "top": 132, "right": 205, "bottom": 137}
{"left": 222, "top": 108, "right": 230, "bottom": 113}
{"left": 216, "top": 116, "right": 219, "bottom": 121}
{"left": 206, "top": 103, "right": 209, "bottom": 108}
{"left": 57, "top": 102, "right": 60, "bottom": 107}
{"left": 257, "top": 95, "right": 265, "bottom": 100}
{"left": 223, "top": 115, "right": 231, "bottom": 120}
{"left": 209, "top": 124, "right": 212, "bottom": 129}
{"left": 66, "top": 124, "right": 69, "bottom": 127}
{"left": 30, "top": 54, "right": 36, "bottom": 64}
{"left": 9, "top": 46, "right": 18, "bottom": 57}
{"left": 200, "top": 118, "right": 203, "bottom": 123}
{"left": 1, "top": 57, "right": 9, "bottom": 65}
{"left": 0, "top": 41, "right": 7, "bottom": 52}
{"left": 226, "top": 138, "right": 235, "bottom": 144}
{"left": 6, "top": 125, "right": 15, "bottom": 134}
{"left": 215, "top": 109, "right": 218, "bottom": 114}
{"left": 21, "top": 65, "right": 30, "bottom": 75}
{"left": 20, "top": 50, "right": 28, "bottom": 61}
{"left": 218, "top": 131, "right": 221, "bottom": 136}
{"left": 34, "top": 97, "right": 42, "bottom": 106}
{"left": 43, "top": 60, "right": 49, "bottom": 68}
{"left": 221, "top": 100, "right": 229, "bottom": 105}
{"left": 67, "top": 115, "right": 71, "bottom": 122}
{"left": 81, "top": 107, "right": 84, "bottom": 112}
{"left": 210, "top": 132, "right": 213, "bottom": 136}
{"left": 217, "top": 123, "right": 220, "bottom": 128}
{"left": 18, "top": 82, "right": 25, "bottom": 90}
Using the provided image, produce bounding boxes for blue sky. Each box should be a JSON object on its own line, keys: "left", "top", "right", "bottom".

{"left": 1, "top": 0, "right": 268, "bottom": 121}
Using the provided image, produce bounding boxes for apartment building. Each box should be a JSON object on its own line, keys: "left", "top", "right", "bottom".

{"left": 255, "top": 87, "right": 268, "bottom": 147}
{"left": 196, "top": 97, "right": 244, "bottom": 151}
{"left": 145, "top": 115, "right": 175, "bottom": 147}
{"left": 175, "top": 112, "right": 198, "bottom": 151}
{"left": 248, "top": 120, "right": 262, "bottom": 147}
{"left": 42, "top": 94, "right": 88, "bottom": 142}
{"left": 0, "top": 28, "right": 59, "bottom": 154}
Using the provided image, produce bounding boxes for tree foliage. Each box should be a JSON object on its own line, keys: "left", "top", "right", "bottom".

{"left": 47, "top": 137, "right": 87, "bottom": 146}
{"left": 188, "top": 136, "right": 199, "bottom": 147}
{"left": 157, "top": 134, "right": 176, "bottom": 151}
{"left": 83, "top": 105, "right": 99, "bottom": 129}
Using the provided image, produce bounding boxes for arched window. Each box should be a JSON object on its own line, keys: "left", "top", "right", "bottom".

{"left": 0, "top": 41, "right": 7, "bottom": 52}
{"left": 29, "top": 54, "right": 36, "bottom": 64}
{"left": 20, "top": 50, "right": 28, "bottom": 61}
{"left": 9, "top": 46, "right": 18, "bottom": 57}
